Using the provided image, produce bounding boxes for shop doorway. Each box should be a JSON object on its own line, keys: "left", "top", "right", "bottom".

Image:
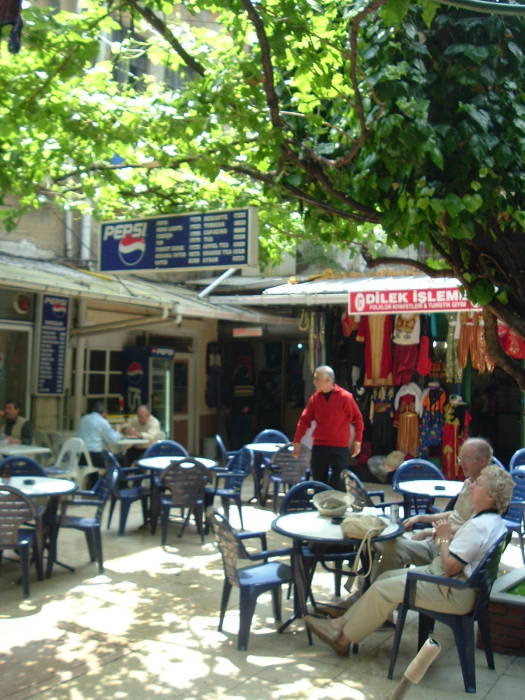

{"left": 0, "top": 323, "right": 32, "bottom": 418}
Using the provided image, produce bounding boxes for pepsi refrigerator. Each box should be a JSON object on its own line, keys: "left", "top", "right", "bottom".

{"left": 123, "top": 346, "right": 174, "bottom": 438}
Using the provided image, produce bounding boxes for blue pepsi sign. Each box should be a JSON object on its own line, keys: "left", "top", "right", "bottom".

{"left": 37, "top": 295, "right": 69, "bottom": 395}
{"left": 99, "top": 207, "right": 258, "bottom": 273}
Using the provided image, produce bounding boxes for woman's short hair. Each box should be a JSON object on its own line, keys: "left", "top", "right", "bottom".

{"left": 480, "top": 464, "right": 514, "bottom": 513}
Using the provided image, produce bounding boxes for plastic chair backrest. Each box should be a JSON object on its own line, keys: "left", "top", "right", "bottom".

{"left": 490, "top": 456, "right": 507, "bottom": 471}
{"left": 0, "top": 484, "right": 37, "bottom": 546}
{"left": 468, "top": 531, "right": 510, "bottom": 615}
{"left": 208, "top": 507, "right": 241, "bottom": 587}
{"left": 0, "top": 456, "right": 46, "bottom": 476}
{"left": 160, "top": 458, "right": 209, "bottom": 508}
{"left": 509, "top": 448, "right": 525, "bottom": 471}
{"left": 90, "top": 465, "right": 119, "bottom": 521}
{"left": 504, "top": 469, "right": 525, "bottom": 524}
{"left": 56, "top": 437, "right": 93, "bottom": 470}
{"left": 143, "top": 440, "right": 189, "bottom": 458}
{"left": 342, "top": 469, "right": 375, "bottom": 509}
{"left": 279, "top": 480, "right": 332, "bottom": 514}
{"left": 215, "top": 433, "right": 229, "bottom": 462}
{"left": 392, "top": 459, "right": 445, "bottom": 488}
{"left": 223, "top": 447, "right": 253, "bottom": 491}
{"left": 253, "top": 429, "right": 289, "bottom": 444}
{"left": 271, "top": 443, "right": 310, "bottom": 485}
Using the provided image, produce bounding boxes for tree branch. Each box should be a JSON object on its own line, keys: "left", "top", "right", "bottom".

{"left": 483, "top": 307, "right": 525, "bottom": 390}
{"left": 363, "top": 252, "right": 455, "bottom": 277}
{"left": 124, "top": 0, "right": 206, "bottom": 76}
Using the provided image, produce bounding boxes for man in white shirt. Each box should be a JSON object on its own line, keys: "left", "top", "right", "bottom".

{"left": 76, "top": 401, "right": 122, "bottom": 486}
{"left": 123, "top": 405, "right": 162, "bottom": 464}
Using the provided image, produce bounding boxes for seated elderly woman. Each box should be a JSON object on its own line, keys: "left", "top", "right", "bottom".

{"left": 305, "top": 464, "right": 514, "bottom": 656}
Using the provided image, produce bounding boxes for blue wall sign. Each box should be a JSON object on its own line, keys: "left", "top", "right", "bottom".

{"left": 37, "top": 295, "right": 69, "bottom": 395}
{"left": 99, "top": 206, "right": 258, "bottom": 273}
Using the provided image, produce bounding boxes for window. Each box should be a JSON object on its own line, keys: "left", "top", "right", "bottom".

{"left": 83, "top": 349, "right": 123, "bottom": 412}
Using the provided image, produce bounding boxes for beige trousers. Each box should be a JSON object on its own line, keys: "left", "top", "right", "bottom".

{"left": 342, "top": 559, "right": 475, "bottom": 644}
{"left": 374, "top": 534, "right": 438, "bottom": 577}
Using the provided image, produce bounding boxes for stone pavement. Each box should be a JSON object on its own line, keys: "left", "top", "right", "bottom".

{"left": 0, "top": 481, "right": 524, "bottom": 699}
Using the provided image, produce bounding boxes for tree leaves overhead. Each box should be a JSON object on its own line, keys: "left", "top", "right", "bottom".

{"left": 2, "top": 2, "right": 525, "bottom": 343}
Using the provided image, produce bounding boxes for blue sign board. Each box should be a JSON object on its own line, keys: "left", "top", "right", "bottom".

{"left": 99, "top": 206, "right": 258, "bottom": 273}
{"left": 37, "top": 295, "right": 69, "bottom": 395}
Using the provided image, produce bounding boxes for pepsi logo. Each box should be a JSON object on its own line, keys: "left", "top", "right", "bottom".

{"left": 46, "top": 298, "right": 68, "bottom": 317}
{"left": 126, "top": 361, "right": 144, "bottom": 386}
{"left": 118, "top": 233, "right": 146, "bottom": 266}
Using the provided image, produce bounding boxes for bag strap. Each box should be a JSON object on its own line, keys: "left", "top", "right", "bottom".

{"left": 350, "top": 530, "right": 376, "bottom": 579}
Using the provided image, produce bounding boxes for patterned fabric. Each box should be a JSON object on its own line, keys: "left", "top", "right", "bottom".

{"left": 419, "top": 384, "right": 447, "bottom": 458}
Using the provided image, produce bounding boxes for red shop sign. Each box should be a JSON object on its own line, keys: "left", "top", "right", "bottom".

{"left": 348, "top": 287, "right": 479, "bottom": 315}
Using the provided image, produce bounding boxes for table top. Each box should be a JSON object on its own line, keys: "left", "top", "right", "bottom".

{"left": 2, "top": 476, "right": 77, "bottom": 497}
{"left": 137, "top": 455, "right": 218, "bottom": 471}
{"left": 115, "top": 437, "right": 150, "bottom": 450}
{"left": 0, "top": 443, "right": 52, "bottom": 457}
{"left": 244, "top": 442, "right": 286, "bottom": 453}
{"left": 396, "top": 479, "right": 463, "bottom": 499}
{"left": 272, "top": 508, "right": 402, "bottom": 544}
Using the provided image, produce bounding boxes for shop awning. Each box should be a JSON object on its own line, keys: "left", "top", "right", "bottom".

{"left": 210, "top": 275, "right": 478, "bottom": 313}
{"left": 0, "top": 253, "right": 295, "bottom": 326}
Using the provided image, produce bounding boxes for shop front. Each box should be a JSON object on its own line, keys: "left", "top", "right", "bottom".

{"left": 213, "top": 274, "right": 524, "bottom": 473}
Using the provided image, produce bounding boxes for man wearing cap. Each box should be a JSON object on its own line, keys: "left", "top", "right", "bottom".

{"left": 293, "top": 365, "right": 364, "bottom": 488}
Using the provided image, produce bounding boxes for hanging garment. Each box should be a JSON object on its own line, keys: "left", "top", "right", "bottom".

{"left": 418, "top": 383, "right": 447, "bottom": 458}
{"left": 357, "top": 315, "right": 393, "bottom": 387}
{"left": 445, "top": 313, "right": 463, "bottom": 384}
{"left": 473, "top": 317, "right": 495, "bottom": 373}
{"left": 416, "top": 315, "right": 432, "bottom": 376}
{"left": 341, "top": 312, "right": 364, "bottom": 385}
{"left": 392, "top": 314, "right": 420, "bottom": 385}
{"left": 459, "top": 312, "right": 494, "bottom": 373}
{"left": 0, "top": 0, "right": 23, "bottom": 54}
{"left": 369, "top": 386, "right": 396, "bottom": 455}
{"left": 498, "top": 322, "right": 525, "bottom": 359}
{"left": 442, "top": 398, "right": 471, "bottom": 480}
{"left": 394, "top": 383, "right": 423, "bottom": 458}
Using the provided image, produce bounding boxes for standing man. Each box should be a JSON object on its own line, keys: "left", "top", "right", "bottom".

{"left": 76, "top": 401, "right": 122, "bottom": 486}
{"left": 293, "top": 365, "right": 364, "bottom": 487}
{"left": 0, "top": 399, "right": 32, "bottom": 445}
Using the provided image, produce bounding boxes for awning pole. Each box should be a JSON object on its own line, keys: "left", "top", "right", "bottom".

{"left": 198, "top": 268, "right": 237, "bottom": 298}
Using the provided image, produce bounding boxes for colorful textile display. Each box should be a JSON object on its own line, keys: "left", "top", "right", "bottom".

{"left": 357, "top": 315, "right": 393, "bottom": 387}
{"left": 419, "top": 382, "right": 446, "bottom": 458}
{"left": 442, "top": 395, "right": 471, "bottom": 480}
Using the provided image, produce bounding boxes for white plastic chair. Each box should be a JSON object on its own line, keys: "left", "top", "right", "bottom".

{"left": 55, "top": 437, "right": 94, "bottom": 485}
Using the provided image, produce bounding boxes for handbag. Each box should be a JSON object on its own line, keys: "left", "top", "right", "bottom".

{"left": 341, "top": 513, "right": 387, "bottom": 578}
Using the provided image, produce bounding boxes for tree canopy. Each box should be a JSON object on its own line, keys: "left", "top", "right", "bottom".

{"left": 2, "top": 0, "right": 525, "bottom": 383}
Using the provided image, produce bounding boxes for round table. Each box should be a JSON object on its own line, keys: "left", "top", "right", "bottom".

{"left": 137, "top": 455, "right": 217, "bottom": 472}
{"left": 244, "top": 442, "right": 286, "bottom": 454}
{"left": 0, "top": 444, "right": 52, "bottom": 458}
{"left": 396, "top": 479, "right": 463, "bottom": 499}
{"left": 5, "top": 475, "right": 77, "bottom": 497}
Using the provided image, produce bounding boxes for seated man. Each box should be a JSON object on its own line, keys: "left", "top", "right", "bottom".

{"left": 122, "top": 404, "right": 162, "bottom": 464}
{"left": 0, "top": 399, "right": 32, "bottom": 445}
{"left": 76, "top": 401, "right": 122, "bottom": 487}
{"left": 305, "top": 464, "right": 514, "bottom": 655}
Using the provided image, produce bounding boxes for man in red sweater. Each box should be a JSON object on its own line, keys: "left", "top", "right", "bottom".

{"left": 293, "top": 365, "right": 364, "bottom": 487}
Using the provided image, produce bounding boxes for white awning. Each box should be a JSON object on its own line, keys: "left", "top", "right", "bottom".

{"left": 210, "top": 275, "right": 467, "bottom": 310}
{"left": 0, "top": 254, "right": 294, "bottom": 326}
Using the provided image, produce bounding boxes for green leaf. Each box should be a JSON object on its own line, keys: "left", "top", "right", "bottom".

{"left": 462, "top": 194, "right": 483, "bottom": 213}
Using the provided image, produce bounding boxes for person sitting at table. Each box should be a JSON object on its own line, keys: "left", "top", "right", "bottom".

{"left": 0, "top": 399, "right": 32, "bottom": 445}
{"left": 122, "top": 404, "right": 162, "bottom": 465}
{"left": 305, "top": 463, "right": 514, "bottom": 656}
{"left": 76, "top": 400, "right": 122, "bottom": 488}
{"left": 318, "top": 436, "right": 496, "bottom": 618}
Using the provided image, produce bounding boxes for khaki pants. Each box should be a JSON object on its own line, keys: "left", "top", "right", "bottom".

{"left": 374, "top": 534, "right": 438, "bottom": 577}
{"left": 342, "top": 559, "right": 475, "bottom": 644}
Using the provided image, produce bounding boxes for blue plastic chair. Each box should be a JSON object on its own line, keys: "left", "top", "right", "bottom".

{"left": 46, "top": 464, "right": 118, "bottom": 577}
{"left": 502, "top": 469, "right": 525, "bottom": 562}
{"left": 509, "top": 448, "right": 525, "bottom": 471}
{"left": 490, "top": 456, "right": 507, "bottom": 471}
{"left": 159, "top": 458, "right": 210, "bottom": 544}
{"left": 388, "top": 531, "right": 510, "bottom": 693}
{"left": 215, "top": 433, "right": 238, "bottom": 466}
{"left": 209, "top": 507, "right": 293, "bottom": 650}
{"left": 205, "top": 446, "right": 253, "bottom": 530}
{"left": 342, "top": 469, "right": 402, "bottom": 514}
{"left": 0, "top": 484, "right": 43, "bottom": 597}
{"left": 142, "top": 440, "right": 189, "bottom": 458}
{"left": 392, "top": 459, "right": 445, "bottom": 518}
{"left": 253, "top": 429, "right": 289, "bottom": 444}
{"left": 268, "top": 443, "right": 310, "bottom": 513}
{"left": 0, "top": 456, "right": 46, "bottom": 476}
{"left": 104, "top": 450, "right": 150, "bottom": 536}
